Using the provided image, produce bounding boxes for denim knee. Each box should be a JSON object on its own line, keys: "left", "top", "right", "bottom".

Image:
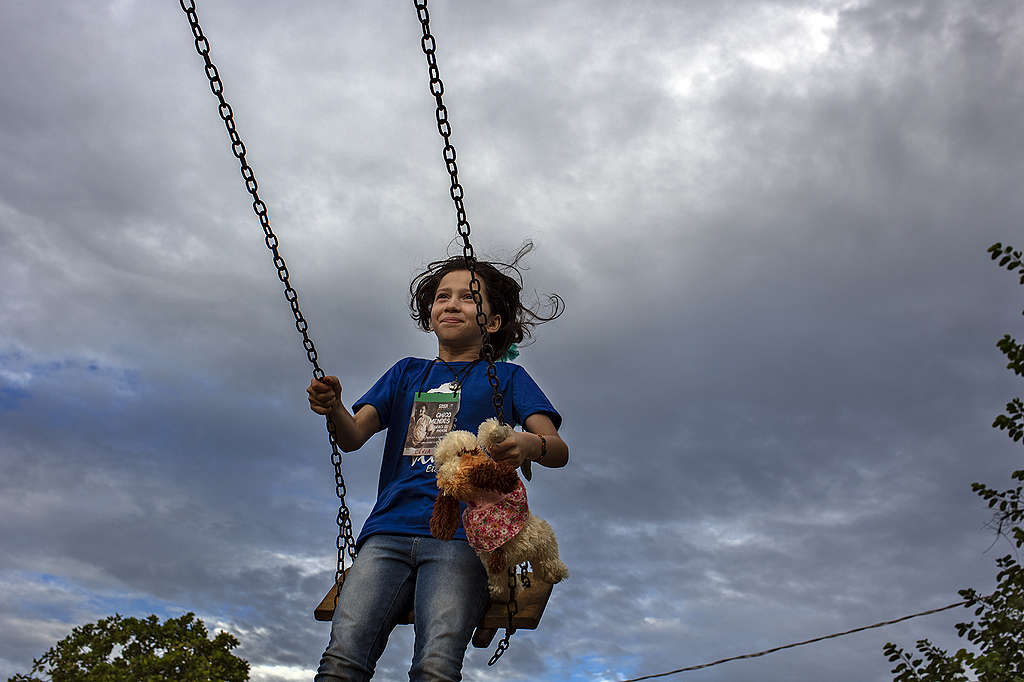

{"left": 408, "top": 537, "right": 489, "bottom": 682}
{"left": 315, "top": 535, "right": 416, "bottom": 681}
{"left": 315, "top": 535, "right": 488, "bottom": 682}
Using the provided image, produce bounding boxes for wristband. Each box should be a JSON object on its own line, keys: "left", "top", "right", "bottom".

{"left": 536, "top": 433, "right": 548, "bottom": 461}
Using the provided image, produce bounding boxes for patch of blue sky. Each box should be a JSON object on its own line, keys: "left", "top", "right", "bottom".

{"left": 14, "top": 572, "right": 209, "bottom": 624}
{"left": 32, "top": 358, "right": 141, "bottom": 394}
{"left": 0, "top": 348, "right": 26, "bottom": 364}
{"left": 32, "top": 573, "right": 68, "bottom": 586}
{"left": 6, "top": 573, "right": 94, "bottom": 621}
{"left": 549, "top": 654, "right": 645, "bottom": 682}
{"left": 83, "top": 593, "right": 179, "bottom": 621}
{"left": 212, "top": 601, "right": 264, "bottom": 623}
{"left": 0, "top": 348, "right": 141, "bottom": 398}
{"left": 0, "top": 385, "right": 29, "bottom": 411}
{"left": 0, "top": 351, "right": 31, "bottom": 410}
{"left": 0, "top": 351, "right": 32, "bottom": 384}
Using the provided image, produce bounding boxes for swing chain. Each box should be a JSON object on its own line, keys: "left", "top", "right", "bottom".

{"left": 490, "top": 563, "right": 528, "bottom": 664}
{"left": 488, "top": 566, "right": 521, "bottom": 665}
{"left": 179, "top": 0, "right": 357, "bottom": 601}
{"left": 414, "top": 0, "right": 517, "bottom": 662}
{"left": 413, "top": 0, "right": 504, "bottom": 425}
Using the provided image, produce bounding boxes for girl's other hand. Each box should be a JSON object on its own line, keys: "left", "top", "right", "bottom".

{"left": 307, "top": 376, "right": 341, "bottom": 415}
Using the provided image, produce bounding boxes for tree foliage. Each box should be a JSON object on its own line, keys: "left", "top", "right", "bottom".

{"left": 7, "top": 612, "right": 249, "bottom": 682}
{"left": 882, "top": 243, "right": 1024, "bottom": 681}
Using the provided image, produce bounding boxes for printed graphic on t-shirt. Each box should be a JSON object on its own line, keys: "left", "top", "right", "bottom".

{"left": 402, "top": 389, "right": 459, "bottom": 460}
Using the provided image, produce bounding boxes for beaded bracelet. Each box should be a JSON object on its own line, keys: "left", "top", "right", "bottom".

{"left": 536, "top": 433, "right": 548, "bottom": 461}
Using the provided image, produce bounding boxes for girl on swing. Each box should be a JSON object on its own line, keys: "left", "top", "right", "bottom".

{"left": 307, "top": 245, "right": 567, "bottom": 681}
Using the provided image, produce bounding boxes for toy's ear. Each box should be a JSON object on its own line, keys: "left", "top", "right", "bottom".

{"left": 430, "top": 493, "right": 460, "bottom": 540}
{"left": 477, "top": 418, "right": 513, "bottom": 451}
{"left": 468, "top": 460, "right": 520, "bottom": 494}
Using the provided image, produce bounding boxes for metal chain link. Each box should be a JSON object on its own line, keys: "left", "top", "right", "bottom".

{"left": 487, "top": 563, "right": 529, "bottom": 663}
{"left": 413, "top": 0, "right": 516, "bottom": 663}
{"left": 488, "top": 567, "right": 521, "bottom": 665}
{"left": 413, "top": 0, "right": 505, "bottom": 423}
{"left": 179, "top": 0, "right": 357, "bottom": 605}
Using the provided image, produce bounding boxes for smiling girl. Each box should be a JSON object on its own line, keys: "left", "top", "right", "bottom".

{"left": 308, "top": 245, "right": 566, "bottom": 681}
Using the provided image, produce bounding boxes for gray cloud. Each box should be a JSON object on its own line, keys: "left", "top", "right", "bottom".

{"left": 2, "top": 1, "right": 1023, "bottom": 680}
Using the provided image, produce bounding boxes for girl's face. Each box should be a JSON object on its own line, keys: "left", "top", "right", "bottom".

{"left": 430, "top": 270, "right": 501, "bottom": 351}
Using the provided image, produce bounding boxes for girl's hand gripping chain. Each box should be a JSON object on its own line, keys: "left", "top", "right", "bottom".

{"left": 307, "top": 376, "right": 342, "bottom": 415}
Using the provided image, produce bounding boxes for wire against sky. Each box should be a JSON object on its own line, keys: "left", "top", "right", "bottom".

{"left": 616, "top": 597, "right": 974, "bottom": 681}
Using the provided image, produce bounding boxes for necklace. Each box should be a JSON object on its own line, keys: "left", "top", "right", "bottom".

{"left": 436, "top": 358, "right": 480, "bottom": 391}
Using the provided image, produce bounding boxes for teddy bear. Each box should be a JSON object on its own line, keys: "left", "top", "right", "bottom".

{"left": 429, "top": 418, "right": 569, "bottom": 601}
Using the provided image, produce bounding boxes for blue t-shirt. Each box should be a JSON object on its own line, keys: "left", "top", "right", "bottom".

{"left": 352, "top": 357, "right": 560, "bottom": 548}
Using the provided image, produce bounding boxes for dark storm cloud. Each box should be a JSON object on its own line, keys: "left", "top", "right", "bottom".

{"left": 2, "top": 1, "right": 1023, "bottom": 680}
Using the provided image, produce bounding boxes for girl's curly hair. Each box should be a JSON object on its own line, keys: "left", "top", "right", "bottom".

{"left": 409, "top": 242, "right": 564, "bottom": 360}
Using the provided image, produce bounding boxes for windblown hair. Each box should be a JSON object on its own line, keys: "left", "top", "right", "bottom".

{"left": 409, "top": 242, "right": 564, "bottom": 359}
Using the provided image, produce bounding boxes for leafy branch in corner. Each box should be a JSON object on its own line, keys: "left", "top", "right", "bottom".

{"left": 7, "top": 612, "right": 249, "bottom": 682}
{"left": 881, "top": 243, "right": 1024, "bottom": 680}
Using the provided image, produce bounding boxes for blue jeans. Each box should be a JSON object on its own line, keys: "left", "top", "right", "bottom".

{"left": 315, "top": 534, "right": 489, "bottom": 682}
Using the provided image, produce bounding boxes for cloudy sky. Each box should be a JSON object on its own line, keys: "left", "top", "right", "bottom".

{"left": 2, "top": 1, "right": 1023, "bottom": 680}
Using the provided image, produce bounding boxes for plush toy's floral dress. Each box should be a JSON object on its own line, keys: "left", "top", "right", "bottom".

{"left": 462, "top": 480, "right": 529, "bottom": 552}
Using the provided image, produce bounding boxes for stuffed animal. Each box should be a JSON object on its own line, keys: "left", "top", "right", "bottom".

{"left": 429, "top": 418, "right": 569, "bottom": 601}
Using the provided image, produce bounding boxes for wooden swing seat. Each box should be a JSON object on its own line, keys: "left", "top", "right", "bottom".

{"left": 314, "top": 570, "right": 553, "bottom": 648}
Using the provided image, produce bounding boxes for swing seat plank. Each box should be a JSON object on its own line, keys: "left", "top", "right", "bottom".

{"left": 314, "top": 571, "right": 554, "bottom": 648}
